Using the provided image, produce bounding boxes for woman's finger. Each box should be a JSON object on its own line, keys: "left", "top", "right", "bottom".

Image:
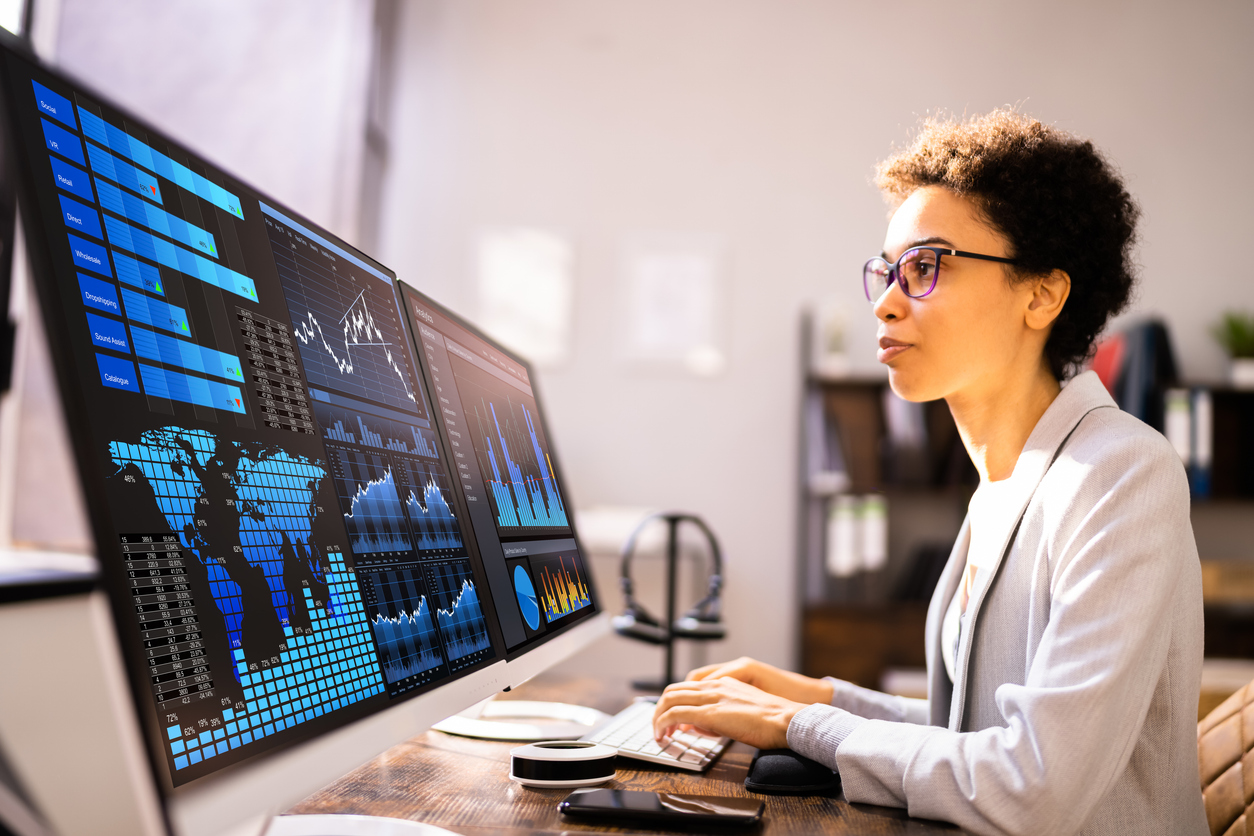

{"left": 685, "top": 662, "right": 723, "bottom": 681}
{"left": 653, "top": 704, "right": 713, "bottom": 739}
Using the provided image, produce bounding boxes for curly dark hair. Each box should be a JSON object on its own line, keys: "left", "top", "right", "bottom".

{"left": 875, "top": 109, "right": 1140, "bottom": 379}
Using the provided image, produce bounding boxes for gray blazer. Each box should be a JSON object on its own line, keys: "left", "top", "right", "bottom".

{"left": 788, "top": 371, "right": 1208, "bottom": 835}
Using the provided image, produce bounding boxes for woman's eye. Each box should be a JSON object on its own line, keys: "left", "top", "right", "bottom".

{"left": 903, "top": 257, "right": 935, "bottom": 279}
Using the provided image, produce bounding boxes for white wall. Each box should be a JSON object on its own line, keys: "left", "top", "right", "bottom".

{"left": 376, "top": 0, "right": 1254, "bottom": 672}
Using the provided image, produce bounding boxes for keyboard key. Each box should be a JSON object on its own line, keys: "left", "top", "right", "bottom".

{"left": 680, "top": 750, "right": 705, "bottom": 764}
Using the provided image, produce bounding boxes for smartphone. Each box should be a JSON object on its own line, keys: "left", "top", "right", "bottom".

{"left": 559, "top": 788, "right": 764, "bottom": 827}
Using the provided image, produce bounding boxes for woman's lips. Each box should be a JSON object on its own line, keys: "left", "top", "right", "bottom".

{"left": 877, "top": 338, "right": 912, "bottom": 364}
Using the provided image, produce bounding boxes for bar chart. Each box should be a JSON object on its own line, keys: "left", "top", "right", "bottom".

{"left": 77, "top": 107, "right": 244, "bottom": 219}
{"left": 129, "top": 324, "right": 244, "bottom": 384}
{"left": 103, "top": 214, "right": 256, "bottom": 301}
{"left": 534, "top": 552, "right": 593, "bottom": 623}
{"left": 313, "top": 401, "right": 440, "bottom": 458}
{"left": 459, "top": 380, "right": 568, "bottom": 532}
{"left": 113, "top": 250, "right": 163, "bottom": 295}
{"left": 85, "top": 140, "right": 163, "bottom": 204}
{"left": 95, "top": 177, "right": 218, "bottom": 257}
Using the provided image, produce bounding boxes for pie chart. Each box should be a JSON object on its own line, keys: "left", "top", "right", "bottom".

{"left": 513, "top": 564, "right": 541, "bottom": 630}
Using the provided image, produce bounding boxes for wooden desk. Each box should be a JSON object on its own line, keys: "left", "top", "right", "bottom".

{"left": 288, "top": 673, "right": 965, "bottom": 834}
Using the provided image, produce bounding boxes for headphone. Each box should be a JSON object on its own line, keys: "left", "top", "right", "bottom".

{"left": 612, "top": 512, "right": 725, "bottom": 644}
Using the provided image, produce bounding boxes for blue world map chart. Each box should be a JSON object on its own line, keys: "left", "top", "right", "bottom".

{"left": 110, "top": 426, "right": 344, "bottom": 653}
{"left": 108, "top": 426, "right": 386, "bottom": 772}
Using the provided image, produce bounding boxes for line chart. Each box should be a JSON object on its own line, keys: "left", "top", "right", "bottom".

{"left": 265, "top": 216, "right": 418, "bottom": 412}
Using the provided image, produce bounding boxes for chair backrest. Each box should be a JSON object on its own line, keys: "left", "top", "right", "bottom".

{"left": 1199, "top": 680, "right": 1254, "bottom": 836}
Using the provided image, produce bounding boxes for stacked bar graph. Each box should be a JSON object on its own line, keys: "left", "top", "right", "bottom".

{"left": 104, "top": 215, "right": 256, "bottom": 301}
{"left": 534, "top": 554, "right": 593, "bottom": 622}
{"left": 95, "top": 177, "right": 218, "bottom": 257}
{"left": 85, "top": 140, "right": 163, "bottom": 203}
{"left": 130, "top": 324, "right": 244, "bottom": 384}
{"left": 35, "top": 74, "right": 255, "bottom": 421}
{"left": 77, "top": 107, "right": 244, "bottom": 219}
{"left": 331, "top": 448, "right": 412, "bottom": 554}
{"left": 366, "top": 569, "right": 444, "bottom": 683}
{"left": 113, "top": 251, "right": 163, "bottom": 295}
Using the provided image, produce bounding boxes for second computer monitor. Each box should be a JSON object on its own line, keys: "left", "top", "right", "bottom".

{"left": 398, "top": 283, "right": 598, "bottom": 660}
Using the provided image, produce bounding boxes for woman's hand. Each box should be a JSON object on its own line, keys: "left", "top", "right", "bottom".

{"left": 684, "top": 657, "right": 835, "bottom": 706}
{"left": 651, "top": 676, "right": 807, "bottom": 750}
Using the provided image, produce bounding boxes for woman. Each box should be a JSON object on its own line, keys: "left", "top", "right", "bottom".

{"left": 652, "top": 110, "right": 1206, "bottom": 836}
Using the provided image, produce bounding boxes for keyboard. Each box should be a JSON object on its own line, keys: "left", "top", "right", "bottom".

{"left": 580, "top": 698, "right": 730, "bottom": 771}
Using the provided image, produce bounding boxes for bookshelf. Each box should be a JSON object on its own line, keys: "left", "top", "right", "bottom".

{"left": 796, "top": 312, "right": 975, "bottom": 686}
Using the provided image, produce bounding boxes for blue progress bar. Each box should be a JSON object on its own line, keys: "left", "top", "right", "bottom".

{"left": 129, "top": 324, "right": 244, "bottom": 385}
{"left": 120, "top": 287, "right": 190, "bottom": 336}
{"left": 95, "top": 177, "right": 218, "bottom": 258}
{"left": 138, "top": 364, "right": 246, "bottom": 414}
{"left": 103, "top": 215, "right": 257, "bottom": 302}
{"left": 77, "top": 108, "right": 244, "bottom": 220}
{"left": 112, "top": 251, "right": 163, "bottom": 296}
{"left": 85, "top": 141, "right": 162, "bottom": 204}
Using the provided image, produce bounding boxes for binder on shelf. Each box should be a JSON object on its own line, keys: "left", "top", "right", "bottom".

{"left": 825, "top": 495, "right": 859, "bottom": 577}
{"left": 1163, "top": 388, "right": 1192, "bottom": 466}
{"left": 1192, "top": 388, "right": 1212, "bottom": 499}
{"left": 824, "top": 494, "right": 889, "bottom": 577}
{"left": 805, "top": 388, "right": 849, "bottom": 495}
{"left": 860, "top": 495, "right": 888, "bottom": 572}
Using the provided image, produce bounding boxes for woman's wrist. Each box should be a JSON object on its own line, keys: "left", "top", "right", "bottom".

{"left": 781, "top": 670, "right": 834, "bottom": 706}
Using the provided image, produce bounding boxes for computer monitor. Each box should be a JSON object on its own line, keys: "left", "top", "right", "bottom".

{"left": 397, "top": 284, "right": 597, "bottom": 659}
{"left": 0, "top": 32, "right": 606, "bottom": 836}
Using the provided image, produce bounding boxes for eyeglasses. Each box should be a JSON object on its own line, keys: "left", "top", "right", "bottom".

{"left": 862, "top": 247, "right": 1019, "bottom": 303}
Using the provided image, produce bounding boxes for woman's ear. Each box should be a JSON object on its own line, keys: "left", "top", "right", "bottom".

{"left": 1026, "top": 269, "right": 1070, "bottom": 331}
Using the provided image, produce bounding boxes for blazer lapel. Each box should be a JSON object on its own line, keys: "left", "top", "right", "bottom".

{"left": 945, "top": 372, "right": 1118, "bottom": 731}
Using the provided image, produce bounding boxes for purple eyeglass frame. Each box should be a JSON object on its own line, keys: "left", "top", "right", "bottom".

{"left": 863, "top": 246, "right": 1019, "bottom": 302}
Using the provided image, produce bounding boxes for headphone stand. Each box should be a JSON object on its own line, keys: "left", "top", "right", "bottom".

{"left": 614, "top": 512, "right": 726, "bottom": 692}
{"left": 631, "top": 515, "right": 692, "bottom": 692}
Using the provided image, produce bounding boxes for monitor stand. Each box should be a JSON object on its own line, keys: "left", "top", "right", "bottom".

{"left": 265, "top": 815, "right": 459, "bottom": 836}
{"left": 431, "top": 697, "right": 610, "bottom": 741}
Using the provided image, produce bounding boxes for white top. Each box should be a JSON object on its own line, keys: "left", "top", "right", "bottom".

{"left": 941, "top": 477, "right": 1021, "bottom": 682}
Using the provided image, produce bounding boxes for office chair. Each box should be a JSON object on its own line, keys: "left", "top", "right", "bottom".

{"left": 1198, "top": 678, "right": 1254, "bottom": 835}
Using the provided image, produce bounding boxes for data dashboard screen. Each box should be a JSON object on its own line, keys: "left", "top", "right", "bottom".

{"left": 399, "top": 285, "right": 598, "bottom": 654}
{"left": 0, "top": 46, "right": 513, "bottom": 787}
